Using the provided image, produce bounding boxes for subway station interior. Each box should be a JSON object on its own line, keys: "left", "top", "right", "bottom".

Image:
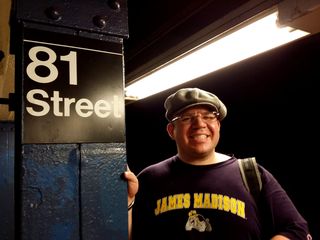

{"left": 1, "top": 0, "right": 320, "bottom": 239}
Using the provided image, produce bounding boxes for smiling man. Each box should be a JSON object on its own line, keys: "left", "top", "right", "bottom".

{"left": 124, "top": 87, "right": 312, "bottom": 240}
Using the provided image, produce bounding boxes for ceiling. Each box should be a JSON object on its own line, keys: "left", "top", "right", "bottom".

{"left": 124, "top": 0, "right": 250, "bottom": 82}
{"left": 1, "top": 0, "right": 320, "bottom": 121}
{"left": 124, "top": 0, "right": 320, "bottom": 83}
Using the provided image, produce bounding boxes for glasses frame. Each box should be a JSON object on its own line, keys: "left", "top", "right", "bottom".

{"left": 171, "top": 111, "right": 220, "bottom": 124}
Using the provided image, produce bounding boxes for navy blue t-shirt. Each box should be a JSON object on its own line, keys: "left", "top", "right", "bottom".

{"left": 132, "top": 155, "right": 310, "bottom": 240}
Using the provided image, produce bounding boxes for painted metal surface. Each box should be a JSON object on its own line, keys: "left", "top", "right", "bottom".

{"left": 0, "top": 122, "right": 15, "bottom": 240}
{"left": 21, "top": 143, "right": 127, "bottom": 240}
{"left": 22, "top": 144, "right": 80, "bottom": 240}
{"left": 15, "top": 0, "right": 128, "bottom": 37}
{"left": 11, "top": 0, "right": 129, "bottom": 239}
{"left": 81, "top": 143, "right": 127, "bottom": 240}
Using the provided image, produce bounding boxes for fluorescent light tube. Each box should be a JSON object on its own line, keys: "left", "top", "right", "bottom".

{"left": 125, "top": 10, "right": 309, "bottom": 100}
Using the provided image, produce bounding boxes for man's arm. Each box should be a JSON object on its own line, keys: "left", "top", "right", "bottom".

{"left": 128, "top": 205, "right": 133, "bottom": 240}
{"left": 123, "top": 169, "right": 139, "bottom": 240}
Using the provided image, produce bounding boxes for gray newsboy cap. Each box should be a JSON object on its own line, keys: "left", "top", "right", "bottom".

{"left": 164, "top": 88, "right": 227, "bottom": 121}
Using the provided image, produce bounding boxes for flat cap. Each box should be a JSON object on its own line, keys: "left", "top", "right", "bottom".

{"left": 164, "top": 88, "right": 227, "bottom": 121}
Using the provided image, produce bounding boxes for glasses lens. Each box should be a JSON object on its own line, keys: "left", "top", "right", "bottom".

{"left": 174, "top": 112, "right": 219, "bottom": 124}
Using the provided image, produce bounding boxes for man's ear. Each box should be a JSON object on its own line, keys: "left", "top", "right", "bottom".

{"left": 166, "top": 122, "right": 175, "bottom": 140}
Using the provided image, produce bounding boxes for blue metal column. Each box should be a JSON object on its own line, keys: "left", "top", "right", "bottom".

{"left": 81, "top": 143, "right": 127, "bottom": 239}
{"left": 21, "top": 144, "right": 80, "bottom": 239}
{"left": 0, "top": 122, "right": 15, "bottom": 240}
{"left": 10, "top": 1, "right": 129, "bottom": 239}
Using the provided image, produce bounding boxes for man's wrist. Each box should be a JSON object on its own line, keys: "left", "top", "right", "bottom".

{"left": 128, "top": 199, "right": 135, "bottom": 211}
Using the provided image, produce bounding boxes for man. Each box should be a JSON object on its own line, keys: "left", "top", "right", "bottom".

{"left": 124, "top": 88, "right": 312, "bottom": 239}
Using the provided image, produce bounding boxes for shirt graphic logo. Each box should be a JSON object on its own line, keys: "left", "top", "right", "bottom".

{"left": 185, "top": 210, "right": 212, "bottom": 232}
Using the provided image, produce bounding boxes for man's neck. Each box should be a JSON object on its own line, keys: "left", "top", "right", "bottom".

{"left": 178, "top": 152, "right": 231, "bottom": 165}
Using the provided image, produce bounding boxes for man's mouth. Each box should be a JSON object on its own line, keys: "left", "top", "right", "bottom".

{"left": 191, "top": 134, "right": 209, "bottom": 140}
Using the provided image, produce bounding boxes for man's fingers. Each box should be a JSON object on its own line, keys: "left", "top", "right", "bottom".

{"left": 122, "top": 169, "right": 139, "bottom": 200}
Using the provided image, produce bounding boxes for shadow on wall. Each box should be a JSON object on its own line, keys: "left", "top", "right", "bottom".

{"left": 125, "top": 32, "right": 320, "bottom": 239}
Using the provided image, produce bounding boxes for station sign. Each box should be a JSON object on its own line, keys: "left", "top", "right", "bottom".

{"left": 22, "top": 29, "right": 125, "bottom": 143}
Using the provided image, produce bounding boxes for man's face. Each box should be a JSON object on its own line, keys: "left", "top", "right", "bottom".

{"left": 167, "top": 105, "right": 221, "bottom": 160}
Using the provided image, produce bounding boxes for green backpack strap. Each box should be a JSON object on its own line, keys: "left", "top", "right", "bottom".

{"left": 238, "top": 157, "right": 262, "bottom": 203}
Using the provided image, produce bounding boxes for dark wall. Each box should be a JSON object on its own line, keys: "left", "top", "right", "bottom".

{"left": 125, "top": 32, "right": 320, "bottom": 238}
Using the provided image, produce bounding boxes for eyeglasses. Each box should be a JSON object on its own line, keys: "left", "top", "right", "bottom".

{"left": 172, "top": 111, "right": 220, "bottom": 124}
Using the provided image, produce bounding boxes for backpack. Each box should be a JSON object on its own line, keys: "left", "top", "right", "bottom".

{"left": 238, "top": 157, "right": 262, "bottom": 203}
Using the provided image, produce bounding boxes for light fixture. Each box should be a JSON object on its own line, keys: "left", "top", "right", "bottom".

{"left": 125, "top": 9, "right": 310, "bottom": 101}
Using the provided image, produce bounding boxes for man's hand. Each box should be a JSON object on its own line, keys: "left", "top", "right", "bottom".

{"left": 122, "top": 167, "right": 139, "bottom": 205}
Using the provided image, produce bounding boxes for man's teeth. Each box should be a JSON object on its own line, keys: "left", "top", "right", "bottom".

{"left": 192, "top": 135, "right": 207, "bottom": 140}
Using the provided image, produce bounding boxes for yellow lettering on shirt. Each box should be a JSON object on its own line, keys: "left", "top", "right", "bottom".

{"left": 154, "top": 192, "right": 245, "bottom": 219}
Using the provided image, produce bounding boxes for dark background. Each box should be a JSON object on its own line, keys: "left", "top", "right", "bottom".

{"left": 125, "top": 32, "right": 320, "bottom": 239}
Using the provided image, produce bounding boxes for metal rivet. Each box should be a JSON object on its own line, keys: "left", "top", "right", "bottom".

{"left": 45, "top": 7, "right": 62, "bottom": 21}
{"left": 93, "top": 15, "right": 108, "bottom": 29}
{"left": 108, "top": 0, "right": 120, "bottom": 10}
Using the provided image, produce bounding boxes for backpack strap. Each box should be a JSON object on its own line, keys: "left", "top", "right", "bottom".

{"left": 238, "top": 157, "right": 262, "bottom": 203}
